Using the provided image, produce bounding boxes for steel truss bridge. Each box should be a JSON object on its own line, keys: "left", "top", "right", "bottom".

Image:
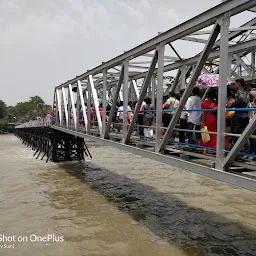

{"left": 16, "top": 0, "right": 256, "bottom": 192}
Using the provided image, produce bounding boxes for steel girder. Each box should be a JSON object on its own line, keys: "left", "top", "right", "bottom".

{"left": 47, "top": 0, "right": 256, "bottom": 191}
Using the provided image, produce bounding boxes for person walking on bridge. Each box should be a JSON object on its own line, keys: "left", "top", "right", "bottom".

{"left": 162, "top": 92, "right": 179, "bottom": 133}
{"left": 116, "top": 101, "right": 123, "bottom": 132}
{"left": 186, "top": 87, "right": 202, "bottom": 145}
{"left": 200, "top": 90, "right": 218, "bottom": 154}
{"left": 227, "top": 78, "right": 250, "bottom": 155}
{"left": 141, "top": 98, "right": 155, "bottom": 139}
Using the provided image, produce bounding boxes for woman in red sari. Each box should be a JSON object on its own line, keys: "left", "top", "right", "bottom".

{"left": 200, "top": 90, "right": 218, "bottom": 154}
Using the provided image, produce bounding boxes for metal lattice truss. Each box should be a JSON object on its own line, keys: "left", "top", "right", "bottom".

{"left": 52, "top": 0, "right": 256, "bottom": 191}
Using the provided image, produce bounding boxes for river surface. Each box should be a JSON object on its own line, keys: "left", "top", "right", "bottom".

{"left": 0, "top": 134, "right": 255, "bottom": 256}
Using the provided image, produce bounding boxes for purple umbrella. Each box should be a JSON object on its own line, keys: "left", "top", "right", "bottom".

{"left": 196, "top": 74, "right": 232, "bottom": 87}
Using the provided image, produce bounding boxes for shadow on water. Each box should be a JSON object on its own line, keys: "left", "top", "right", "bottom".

{"left": 58, "top": 162, "right": 256, "bottom": 256}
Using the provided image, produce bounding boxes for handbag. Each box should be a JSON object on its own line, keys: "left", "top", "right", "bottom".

{"left": 226, "top": 111, "right": 235, "bottom": 119}
{"left": 226, "top": 99, "right": 235, "bottom": 119}
{"left": 201, "top": 126, "right": 210, "bottom": 144}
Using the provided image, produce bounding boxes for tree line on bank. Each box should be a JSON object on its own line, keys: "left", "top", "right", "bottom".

{"left": 0, "top": 96, "right": 47, "bottom": 132}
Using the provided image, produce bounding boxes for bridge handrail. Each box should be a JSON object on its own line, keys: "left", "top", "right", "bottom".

{"left": 16, "top": 106, "right": 255, "bottom": 128}
{"left": 16, "top": 118, "right": 52, "bottom": 128}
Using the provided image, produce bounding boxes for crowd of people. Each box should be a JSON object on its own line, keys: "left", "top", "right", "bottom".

{"left": 60, "top": 78, "right": 256, "bottom": 159}
{"left": 159, "top": 78, "right": 256, "bottom": 157}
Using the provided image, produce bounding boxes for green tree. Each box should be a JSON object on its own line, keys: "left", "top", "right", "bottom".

{"left": 0, "top": 100, "right": 7, "bottom": 119}
{"left": 7, "top": 106, "right": 17, "bottom": 120}
{"left": 14, "top": 101, "right": 35, "bottom": 120}
{"left": 29, "top": 96, "right": 44, "bottom": 105}
{"left": 0, "top": 118, "right": 8, "bottom": 133}
{"left": 0, "top": 96, "right": 46, "bottom": 123}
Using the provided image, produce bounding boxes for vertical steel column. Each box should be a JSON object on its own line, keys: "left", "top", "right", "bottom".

{"left": 89, "top": 75, "right": 102, "bottom": 135}
{"left": 159, "top": 23, "right": 220, "bottom": 153}
{"left": 128, "top": 81, "right": 133, "bottom": 101}
{"left": 124, "top": 51, "right": 158, "bottom": 144}
{"left": 104, "top": 67, "right": 124, "bottom": 138}
{"left": 252, "top": 51, "right": 255, "bottom": 79}
{"left": 151, "top": 74, "right": 156, "bottom": 107}
{"left": 68, "top": 84, "right": 77, "bottom": 131}
{"left": 156, "top": 42, "right": 165, "bottom": 153}
{"left": 75, "top": 84, "right": 81, "bottom": 130}
{"left": 77, "top": 80, "right": 88, "bottom": 131}
{"left": 87, "top": 83, "right": 91, "bottom": 134}
{"left": 67, "top": 86, "right": 71, "bottom": 129}
{"left": 228, "top": 53, "right": 232, "bottom": 79}
{"left": 56, "top": 89, "right": 62, "bottom": 126}
{"left": 59, "top": 89, "right": 65, "bottom": 127}
{"left": 216, "top": 14, "right": 230, "bottom": 171}
{"left": 127, "top": 82, "right": 131, "bottom": 102}
{"left": 52, "top": 90, "right": 57, "bottom": 125}
{"left": 123, "top": 59, "right": 129, "bottom": 142}
{"left": 102, "top": 69, "right": 107, "bottom": 137}
{"left": 69, "top": 84, "right": 77, "bottom": 131}
{"left": 132, "top": 80, "right": 139, "bottom": 100}
{"left": 52, "top": 90, "right": 57, "bottom": 108}
{"left": 61, "top": 87, "right": 69, "bottom": 128}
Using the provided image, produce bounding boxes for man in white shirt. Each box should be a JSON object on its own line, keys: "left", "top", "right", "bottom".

{"left": 116, "top": 101, "right": 124, "bottom": 132}
{"left": 186, "top": 87, "right": 202, "bottom": 145}
{"left": 162, "top": 93, "right": 180, "bottom": 133}
{"left": 45, "top": 112, "right": 52, "bottom": 126}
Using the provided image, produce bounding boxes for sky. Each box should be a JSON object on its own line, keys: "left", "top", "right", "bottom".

{"left": 0, "top": 0, "right": 254, "bottom": 106}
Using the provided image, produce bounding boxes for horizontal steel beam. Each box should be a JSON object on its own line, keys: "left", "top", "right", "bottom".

{"left": 130, "top": 60, "right": 171, "bottom": 65}
{"left": 56, "top": 0, "right": 256, "bottom": 89}
{"left": 181, "top": 36, "right": 209, "bottom": 44}
{"left": 131, "top": 39, "right": 256, "bottom": 81}
{"left": 90, "top": 39, "right": 256, "bottom": 91}
{"left": 213, "top": 17, "right": 256, "bottom": 49}
{"left": 128, "top": 64, "right": 149, "bottom": 70}
{"left": 51, "top": 125, "right": 256, "bottom": 192}
{"left": 190, "top": 26, "right": 256, "bottom": 35}
{"left": 143, "top": 53, "right": 179, "bottom": 61}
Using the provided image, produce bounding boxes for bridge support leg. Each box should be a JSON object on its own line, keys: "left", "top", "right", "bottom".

{"left": 52, "top": 140, "right": 58, "bottom": 162}
{"left": 77, "top": 137, "right": 85, "bottom": 160}
{"left": 64, "top": 137, "right": 71, "bottom": 161}
{"left": 15, "top": 127, "right": 91, "bottom": 162}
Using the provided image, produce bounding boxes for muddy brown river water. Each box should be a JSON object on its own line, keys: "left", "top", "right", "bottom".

{"left": 0, "top": 134, "right": 255, "bottom": 256}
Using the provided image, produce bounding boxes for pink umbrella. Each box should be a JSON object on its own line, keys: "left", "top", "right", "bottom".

{"left": 196, "top": 74, "right": 232, "bottom": 87}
